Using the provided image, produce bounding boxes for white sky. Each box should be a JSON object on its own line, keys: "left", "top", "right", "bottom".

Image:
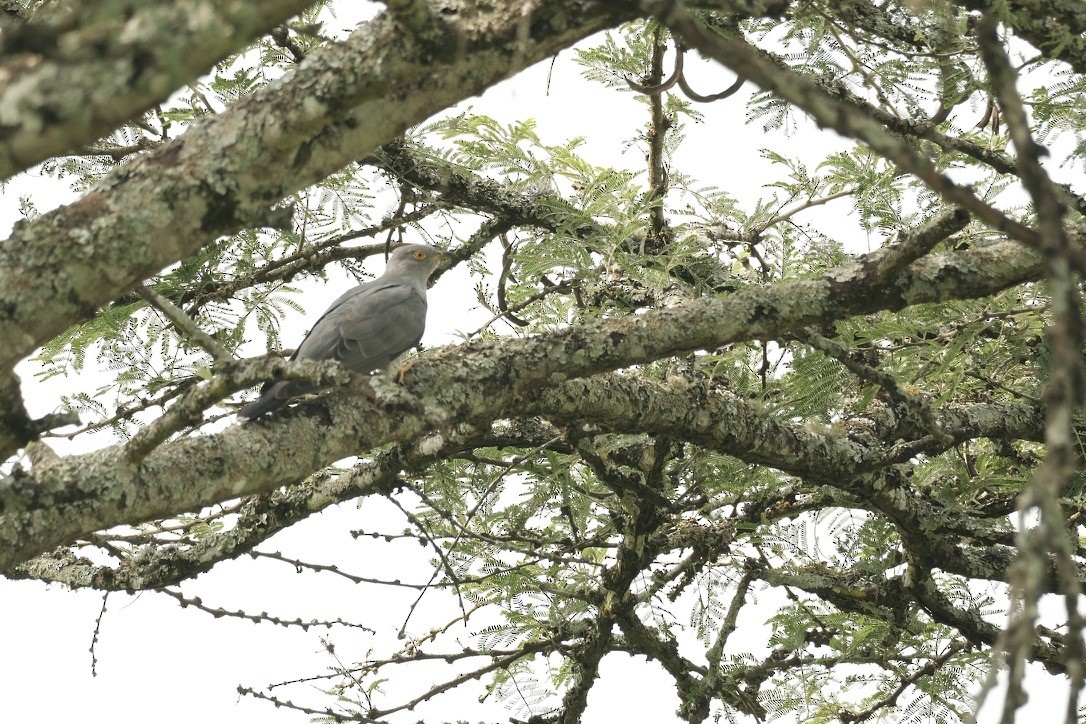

{"left": 0, "top": 3, "right": 1076, "bottom": 723}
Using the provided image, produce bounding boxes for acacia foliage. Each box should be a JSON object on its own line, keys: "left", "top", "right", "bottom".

{"left": 2, "top": 1, "right": 1086, "bottom": 722}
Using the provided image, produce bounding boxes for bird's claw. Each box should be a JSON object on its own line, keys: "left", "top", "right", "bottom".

{"left": 396, "top": 360, "right": 416, "bottom": 383}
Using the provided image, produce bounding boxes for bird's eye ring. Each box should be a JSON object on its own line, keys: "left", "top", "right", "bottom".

{"left": 413, "top": 250, "right": 427, "bottom": 260}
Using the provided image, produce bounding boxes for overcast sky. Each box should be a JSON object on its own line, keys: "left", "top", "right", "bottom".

{"left": 0, "top": 3, "right": 1073, "bottom": 722}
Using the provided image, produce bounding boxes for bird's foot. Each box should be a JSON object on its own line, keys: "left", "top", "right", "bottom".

{"left": 395, "top": 359, "right": 416, "bottom": 383}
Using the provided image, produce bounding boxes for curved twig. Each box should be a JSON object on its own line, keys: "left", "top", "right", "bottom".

{"left": 677, "top": 71, "right": 745, "bottom": 102}
{"left": 625, "top": 43, "right": 685, "bottom": 94}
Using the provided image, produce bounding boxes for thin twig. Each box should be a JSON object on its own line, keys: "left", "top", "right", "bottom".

{"left": 158, "top": 587, "right": 374, "bottom": 632}
{"left": 136, "top": 283, "right": 232, "bottom": 361}
{"left": 89, "top": 592, "right": 109, "bottom": 677}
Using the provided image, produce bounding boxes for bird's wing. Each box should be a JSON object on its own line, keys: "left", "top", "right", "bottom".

{"left": 255, "top": 281, "right": 425, "bottom": 395}
{"left": 291, "top": 281, "right": 426, "bottom": 373}
{"left": 248, "top": 284, "right": 369, "bottom": 397}
{"left": 241, "top": 275, "right": 429, "bottom": 419}
{"left": 291, "top": 283, "right": 371, "bottom": 361}
{"left": 335, "top": 283, "right": 427, "bottom": 373}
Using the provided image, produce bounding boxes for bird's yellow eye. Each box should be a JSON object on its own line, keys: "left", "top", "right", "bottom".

{"left": 413, "top": 250, "right": 427, "bottom": 260}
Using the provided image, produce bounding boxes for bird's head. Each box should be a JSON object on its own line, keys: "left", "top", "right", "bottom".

{"left": 385, "top": 243, "right": 449, "bottom": 283}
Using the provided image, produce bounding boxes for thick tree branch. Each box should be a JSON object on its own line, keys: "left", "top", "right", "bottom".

{"left": 0, "top": 237, "right": 1044, "bottom": 570}
{"left": 530, "top": 374, "right": 1041, "bottom": 487}
{"left": 953, "top": 0, "right": 1086, "bottom": 74}
{"left": 978, "top": 14, "right": 1086, "bottom": 721}
{"left": 6, "top": 3, "right": 1084, "bottom": 720}
{"left": 0, "top": 371, "right": 32, "bottom": 461}
{"left": 10, "top": 424, "right": 540, "bottom": 589}
{"left": 657, "top": 6, "right": 1086, "bottom": 257}
{"left": 0, "top": 0, "right": 640, "bottom": 377}
{"left": 0, "top": 0, "right": 322, "bottom": 179}
{"left": 528, "top": 373, "right": 1059, "bottom": 591}
{"left": 384, "top": 0, "right": 438, "bottom": 37}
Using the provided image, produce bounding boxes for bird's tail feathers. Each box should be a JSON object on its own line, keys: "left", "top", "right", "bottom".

{"left": 237, "top": 381, "right": 313, "bottom": 419}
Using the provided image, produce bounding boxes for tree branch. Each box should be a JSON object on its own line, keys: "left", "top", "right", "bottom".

{"left": 0, "top": 234, "right": 1047, "bottom": 570}
{"left": 977, "top": 13, "right": 1086, "bottom": 722}
{"left": 0, "top": 0, "right": 322, "bottom": 179}
{"left": 135, "top": 283, "right": 233, "bottom": 361}
{"left": 657, "top": 6, "right": 1086, "bottom": 264}
{"left": 0, "top": 0, "right": 641, "bottom": 377}
{"left": 384, "top": 0, "right": 438, "bottom": 37}
{"left": 953, "top": 0, "right": 1086, "bottom": 74}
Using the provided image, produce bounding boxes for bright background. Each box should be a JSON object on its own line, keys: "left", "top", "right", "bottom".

{"left": 0, "top": 3, "right": 1073, "bottom": 722}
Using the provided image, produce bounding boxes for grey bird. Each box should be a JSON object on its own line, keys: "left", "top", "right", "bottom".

{"left": 238, "top": 243, "right": 448, "bottom": 419}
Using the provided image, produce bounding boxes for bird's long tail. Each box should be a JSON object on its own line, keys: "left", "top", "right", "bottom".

{"left": 237, "top": 381, "right": 315, "bottom": 419}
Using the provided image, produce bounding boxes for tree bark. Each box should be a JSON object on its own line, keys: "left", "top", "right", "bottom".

{"left": 0, "top": 238, "right": 1042, "bottom": 570}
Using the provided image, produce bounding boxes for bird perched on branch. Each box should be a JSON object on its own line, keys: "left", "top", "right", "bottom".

{"left": 238, "top": 243, "right": 448, "bottom": 419}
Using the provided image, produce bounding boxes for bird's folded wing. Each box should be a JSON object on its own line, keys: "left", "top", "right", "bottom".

{"left": 335, "top": 285, "right": 427, "bottom": 372}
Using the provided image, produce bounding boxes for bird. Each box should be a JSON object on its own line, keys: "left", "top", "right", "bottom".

{"left": 238, "top": 243, "right": 448, "bottom": 419}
